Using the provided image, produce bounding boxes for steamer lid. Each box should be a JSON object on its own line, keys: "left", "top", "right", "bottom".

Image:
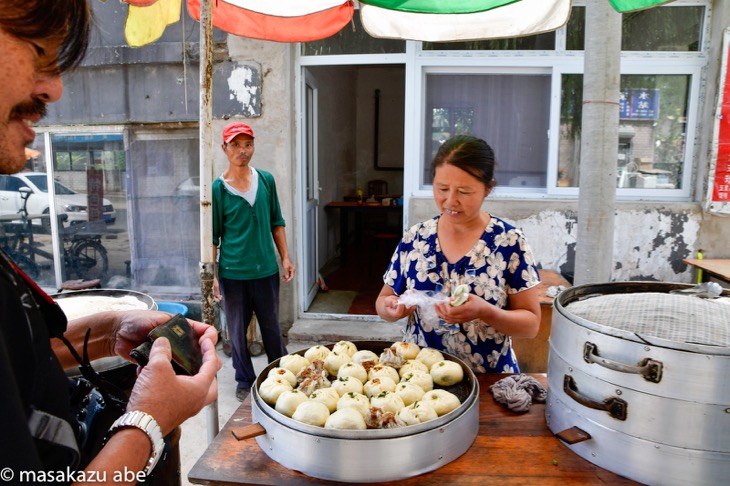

{"left": 565, "top": 292, "right": 730, "bottom": 347}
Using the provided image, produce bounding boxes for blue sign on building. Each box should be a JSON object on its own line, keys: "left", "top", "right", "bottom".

{"left": 620, "top": 89, "right": 660, "bottom": 120}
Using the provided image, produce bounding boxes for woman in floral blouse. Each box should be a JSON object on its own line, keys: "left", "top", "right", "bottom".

{"left": 375, "top": 135, "right": 541, "bottom": 373}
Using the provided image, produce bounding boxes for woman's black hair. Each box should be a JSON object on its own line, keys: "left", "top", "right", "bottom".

{"left": 0, "top": 0, "right": 91, "bottom": 73}
{"left": 431, "top": 135, "right": 496, "bottom": 189}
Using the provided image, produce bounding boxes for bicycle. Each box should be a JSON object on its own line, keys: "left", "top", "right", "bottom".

{"left": 0, "top": 187, "right": 109, "bottom": 282}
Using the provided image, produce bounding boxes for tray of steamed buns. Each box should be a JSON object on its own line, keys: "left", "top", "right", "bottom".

{"left": 250, "top": 340, "right": 478, "bottom": 440}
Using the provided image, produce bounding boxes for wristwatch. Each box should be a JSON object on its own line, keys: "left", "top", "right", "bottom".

{"left": 105, "top": 411, "right": 164, "bottom": 475}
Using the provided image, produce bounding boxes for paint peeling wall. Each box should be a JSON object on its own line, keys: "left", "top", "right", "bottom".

{"left": 410, "top": 198, "right": 704, "bottom": 284}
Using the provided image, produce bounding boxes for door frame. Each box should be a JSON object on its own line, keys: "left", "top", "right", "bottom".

{"left": 298, "top": 68, "right": 320, "bottom": 311}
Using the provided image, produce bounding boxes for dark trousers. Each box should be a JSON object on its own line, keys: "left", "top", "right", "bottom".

{"left": 219, "top": 274, "right": 288, "bottom": 389}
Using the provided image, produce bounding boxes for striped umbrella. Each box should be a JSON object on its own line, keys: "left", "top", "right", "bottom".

{"left": 122, "top": 0, "right": 678, "bottom": 46}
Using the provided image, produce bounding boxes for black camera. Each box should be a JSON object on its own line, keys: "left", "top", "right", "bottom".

{"left": 130, "top": 314, "right": 203, "bottom": 375}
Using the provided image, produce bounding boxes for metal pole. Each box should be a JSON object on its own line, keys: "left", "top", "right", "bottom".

{"left": 198, "top": 0, "right": 219, "bottom": 442}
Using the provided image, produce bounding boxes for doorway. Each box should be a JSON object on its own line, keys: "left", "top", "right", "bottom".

{"left": 301, "top": 65, "right": 405, "bottom": 316}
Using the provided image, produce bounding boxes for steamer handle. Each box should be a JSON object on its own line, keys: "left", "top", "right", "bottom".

{"left": 231, "top": 423, "right": 266, "bottom": 441}
{"left": 563, "top": 375, "right": 628, "bottom": 421}
{"left": 583, "top": 342, "right": 663, "bottom": 383}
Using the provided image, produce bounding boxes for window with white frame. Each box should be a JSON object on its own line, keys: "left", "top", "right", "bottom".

{"left": 418, "top": 1, "right": 708, "bottom": 199}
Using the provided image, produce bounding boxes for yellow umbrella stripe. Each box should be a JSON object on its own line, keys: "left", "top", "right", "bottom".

{"left": 125, "top": 0, "right": 182, "bottom": 48}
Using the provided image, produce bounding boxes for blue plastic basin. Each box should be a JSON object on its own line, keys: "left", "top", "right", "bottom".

{"left": 156, "top": 301, "right": 189, "bottom": 316}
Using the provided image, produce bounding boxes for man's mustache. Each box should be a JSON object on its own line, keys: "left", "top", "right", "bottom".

{"left": 10, "top": 98, "right": 47, "bottom": 120}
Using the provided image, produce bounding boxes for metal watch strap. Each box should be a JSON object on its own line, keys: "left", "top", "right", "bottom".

{"left": 105, "top": 411, "right": 164, "bottom": 475}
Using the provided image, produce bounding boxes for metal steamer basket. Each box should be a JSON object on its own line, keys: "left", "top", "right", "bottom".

{"left": 249, "top": 340, "right": 480, "bottom": 483}
{"left": 54, "top": 289, "right": 157, "bottom": 390}
{"left": 545, "top": 282, "right": 730, "bottom": 486}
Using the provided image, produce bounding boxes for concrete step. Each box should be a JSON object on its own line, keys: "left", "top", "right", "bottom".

{"left": 287, "top": 317, "right": 402, "bottom": 344}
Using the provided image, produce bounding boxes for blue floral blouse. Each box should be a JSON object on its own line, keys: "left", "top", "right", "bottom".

{"left": 384, "top": 215, "right": 540, "bottom": 373}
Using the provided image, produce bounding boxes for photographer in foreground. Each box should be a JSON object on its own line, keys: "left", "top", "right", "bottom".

{"left": 0, "top": 1, "right": 221, "bottom": 483}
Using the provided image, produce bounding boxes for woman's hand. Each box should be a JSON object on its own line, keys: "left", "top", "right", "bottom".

{"left": 434, "top": 287, "right": 541, "bottom": 339}
{"left": 434, "top": 294, "right": 491, "bottom": 325}
{"left": 376, "top": 285, "right": 415, "bottom": 322}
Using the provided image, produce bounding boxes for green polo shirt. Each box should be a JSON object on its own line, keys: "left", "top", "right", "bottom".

{"left": 212, "top": 170, "right": 285, "bottom": 280}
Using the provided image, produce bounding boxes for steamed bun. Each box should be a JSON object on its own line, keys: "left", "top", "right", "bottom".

{"left": 430, "top": 360, "right": 464, "bottom": 386}
{"left": 275, "top": 389, "right": 309, "bottom": 417}
{"left": 415, "top": 348, "right": 444, "bottom": 370}
{"left": 279, "top": 354, "right": 311, "bottom": 375}
{"left": 394, "top": 381, "right": 425, "bottom": 406}
{"left": 309, "top": 387, "right": 341, "bottom": 413}
{"left": 267, "top": 367, "right": 297, "bottom": 387}
{"left": 370, "top": 390, "right": 405, "bottom": 414}
{"left": 368, "top": 364, "right": 400, "bottom": 384}
{"left": 398, "top": 359, "right": 429, "bottom": 378}
{"left": 400, "top": 370, "right": 433, "bottom": 392}
{"left": 336, "top": 392, "right": 370, "bottom": 418}
{"left": 363, "top": 376, "right": 397, "bottom": 398}
{"left": 292, "top": 400, "right": 330, "bottom": 426}
{"left": 332, "top": 340, "right": 358, "bottom": 357}
{"left": 391, "top": 341, "right": 420, "bottom": 360}
{"left": 337, "top": 362, "right": 368, "bottom": 384}
{"left": 325, "top": 407, "right": 367, "bottom": 430}
{"left": 304, "top": 345, "right": 331, "bottom": 363}
{"left": 324, "top": 350, "right": 352, "bottom": 376}
{"left": 331, "top": 376, "right": 364, "bottom": 397}
{"left": 259, "top": 376, "right": 293, "bottom": 406}
{"left": 422, "top": 389, "right": 461, "bottom": 416}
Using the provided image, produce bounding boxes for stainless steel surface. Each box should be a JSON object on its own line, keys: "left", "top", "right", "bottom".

{"left": 250, "top": 340, "right": 480, "bottom": 482}
{"left": 548, "top": 350, "right": 729, "bottom": 452}
{"left": 52, "top": 288, "right": 157, "bottom": 311}
{"left": 546, "top": 392, "right": 730, "bottom": 486}
{"left": 552, "top": 284, "right": 730, "bottom": 402}
{"left": 53, "top": 289, "right": 156, "bottom": 379}
{"left": 547, "top": 282, "right": 730, "bottom": 485}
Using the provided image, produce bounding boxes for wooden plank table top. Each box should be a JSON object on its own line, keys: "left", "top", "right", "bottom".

{"left": 188, "top": 373, "right": 636, "bottom": 485}
{"left": 683, "top": 258, "right": 730, "bottom": 284}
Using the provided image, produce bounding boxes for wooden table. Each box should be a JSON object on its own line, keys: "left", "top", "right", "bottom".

{"left": 325, "top": 201, "right": 403, "bottom": 265}
{"left": 683, "top": 258, "right": 730, "bottom": 285}
{"left": 188, "top": 373, "right": 636, "bottom": 485}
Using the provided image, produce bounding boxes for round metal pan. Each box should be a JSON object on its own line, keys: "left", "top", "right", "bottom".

{"left": 246, "top": 340, "right": 480, "bottom": 482}
{"left": 52, "top": 288, "right": 157, "bottom": 312}
{"left": 53, "top": 289, "right": 156, "bottom": 385}
{"left": 252, "top": 340, "right": 477, "bottom": 439}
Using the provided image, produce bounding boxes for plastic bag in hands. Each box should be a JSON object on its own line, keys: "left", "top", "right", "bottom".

{"left": 397, "top": 289, "right": 460, "bottom": 335}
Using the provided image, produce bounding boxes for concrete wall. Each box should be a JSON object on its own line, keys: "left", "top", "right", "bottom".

{"left": 409, "top": 197, "right": 704, "bottom": 284}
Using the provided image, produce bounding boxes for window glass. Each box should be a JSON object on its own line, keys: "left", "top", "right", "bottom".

{"left": 423, "top": 32, "right": 555, "bottom": 51}
{"left": 566, "top": 5, "right": 704, "bottom": 52}
{"left": 126, "top": 131, "right": 201, "bottom": 293}
{"left": 622, "top": 6, "right": 703, "bottom": 52}
{"left": 566, "top": 6, "right": 585, "bottom": 51}
{"left": 558, "top": 74, "right": 690, "bottom": 190}
{"left": 423, "top": 73, "right": 550, "bottom": 187}
{"left": 0, "top": 134, "right": 127, "bottom": 288}
{"left": 301, "top": 14, "right": 405, "bottom": 55}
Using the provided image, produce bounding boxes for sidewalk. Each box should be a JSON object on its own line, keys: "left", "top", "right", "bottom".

{"left": 179, "top": 319, "right": 404, "bottom": 485}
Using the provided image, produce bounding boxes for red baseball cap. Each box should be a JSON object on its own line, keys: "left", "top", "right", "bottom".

{"left": 223, "top": 122, "right": 255, "bottom": 143}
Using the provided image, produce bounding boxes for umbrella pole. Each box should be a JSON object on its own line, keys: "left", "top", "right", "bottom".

{"left": 197, "top": 0, "right": 219, "bottom": 442}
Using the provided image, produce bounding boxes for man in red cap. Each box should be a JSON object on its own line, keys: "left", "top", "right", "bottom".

{"left": 212, "top": 121, "right": 295, "bottom": 401}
